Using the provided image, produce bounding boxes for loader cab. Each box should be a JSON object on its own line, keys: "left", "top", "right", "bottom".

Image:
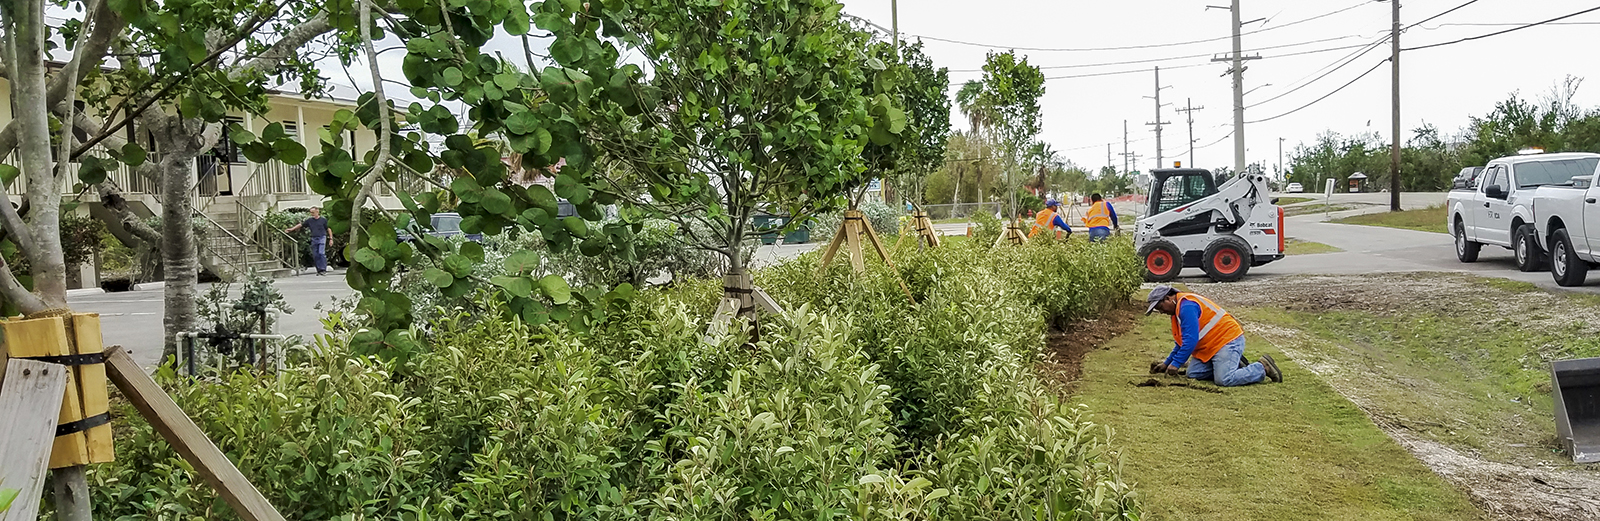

{"left": 1146, "top": 168, "right": 1220, "bottom": 218}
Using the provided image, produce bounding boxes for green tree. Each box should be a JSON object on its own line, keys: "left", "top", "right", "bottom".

{"left": 964, "top": 51, "right": 1044, "bottom": 217}
{"left": 879, "top": 40, "right": 951, "bottom": 207}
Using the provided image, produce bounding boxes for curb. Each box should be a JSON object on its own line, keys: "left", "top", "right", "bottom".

{"left": 66, "top": 287, "right": 105, "bottom": 297}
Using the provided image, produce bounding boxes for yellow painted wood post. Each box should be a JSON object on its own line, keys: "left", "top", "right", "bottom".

{"left": 0, "top": 313, "right": 113, "bottom": 469}
{"left": 845, "top": 210, "right": 866, "bottom": 274}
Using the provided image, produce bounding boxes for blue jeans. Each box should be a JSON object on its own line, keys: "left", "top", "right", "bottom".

{"left": 1089, "top": 227, "right": 1112, "bottom": 242}
{"left": 310, "top": 236, "right": 328, "bottom": 273}
{"left": 1185, "top": 336, "right": 1265, "bottom": 387}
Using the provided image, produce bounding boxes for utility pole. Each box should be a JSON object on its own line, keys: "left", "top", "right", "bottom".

{"left": 1145, "top": 67, "right": 1172, "bottom": 169}
{"left": 1176, "top": 98, "right": 1204, "bottom": 167}
{"left": 1210, "top": 0, "right": 1260, "bottom": 174}
{"left": 1278, "top": 137, "right": 1285, "bottom": 181}
{"left": 891, "top": 0, "right": 898, "bottom": 49}
{"left": 1107, "top": 143, "right": 1113, "bottom": 172}
{"left": 1122, "top": 120, "right": 1129, "bottom": 174}
{"left": 1389, "top": 0, "right": 1402, "bottom": 211}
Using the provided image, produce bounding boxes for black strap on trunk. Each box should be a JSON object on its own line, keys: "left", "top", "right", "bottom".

{"left": 56, "top": 412, "right": 111, "bottom": 437}
{"left": 20, "top": 352, "right": 105, "bottom": 366}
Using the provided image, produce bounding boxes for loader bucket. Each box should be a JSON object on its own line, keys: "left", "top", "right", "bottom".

{"left": 1551, "top": 357, "right": 1600, "bottom": 463}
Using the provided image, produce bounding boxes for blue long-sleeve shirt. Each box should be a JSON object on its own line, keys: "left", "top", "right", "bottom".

{"left": 1050, "top": 213, "right": 1070, "bottom": 232}
{"left": 1165, "top": 299, "right": 1202, "bottom": 368}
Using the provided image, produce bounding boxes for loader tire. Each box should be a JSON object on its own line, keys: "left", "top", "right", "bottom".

{"left": 1139, "top": 239, "right": 1183, "bottom": 283}
{"left": 1202, "top": 235, "right": 1252, "bottom": 283}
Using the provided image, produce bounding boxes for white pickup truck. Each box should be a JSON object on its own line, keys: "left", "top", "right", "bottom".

{"left": 1533, "top": 170, "right": 1600, "bottom": 286}
{"left": 1448, "top": 152, "right": 1600, "bottom": 271}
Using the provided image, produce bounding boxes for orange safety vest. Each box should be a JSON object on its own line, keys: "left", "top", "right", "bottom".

{"left": 1169, "top": 293, "right": 1244, "bottom": 363}
{"left": 1083, "top": 201, "right": 1113, "bottom": 229}
{"left": 1030, "top": 208, "right": 1061, "bottom": 238}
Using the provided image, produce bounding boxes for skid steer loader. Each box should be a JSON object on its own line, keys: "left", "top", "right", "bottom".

{"left": 1134, "top": 168, "right": 1284, "bottom": 283}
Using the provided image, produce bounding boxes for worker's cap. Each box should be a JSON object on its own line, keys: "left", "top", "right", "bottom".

{"left": 1045, "top": 199, "right": 1060, "bottom": 207}
{"left": 1145, "top": 285, "right": 1179, "bottom": 314}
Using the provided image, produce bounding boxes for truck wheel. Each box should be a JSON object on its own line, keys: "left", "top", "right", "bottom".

{"left": 1138, "top": 239, "right": 1182, "bottom": 282}
{"left": 1513, "top": 224, "right": 1546, "bottom": 272}
{"left": 1202, "top": 235, "right": 1252, "bottom": 283}
{"left": 1454, "top": 218, "right": 1481, "bottom": 263}
{"left": 1551, "top": 228, "right": 1589, "bottom": 287}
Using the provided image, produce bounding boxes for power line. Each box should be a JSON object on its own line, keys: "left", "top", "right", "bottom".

{"left": 874, "top": 1, "right": 1374, "bottom": 53}
{"left": 1403, "top": 5, "right": 1600, "bottom": 52}
{"left": 1246, "top": 35, "right": 1390, "bottom": 109}
{"left": 1246, "top": 59, "right": 1388, "bottom": 124}
{"left": 947, "top": 34, "right": 1378, "bottom": 73}
{"left": 1407, "top": 0, "right": 1482, "bottom": 29}
{"left": 1021, "top": 42, "right": 1379, "bottom": 83}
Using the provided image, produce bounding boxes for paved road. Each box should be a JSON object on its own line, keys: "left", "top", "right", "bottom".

{"left": 70, "top": 271, "right": 356, "bottom": 370}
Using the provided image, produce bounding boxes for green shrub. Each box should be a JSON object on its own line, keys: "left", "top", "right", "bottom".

{"left": 88, "top": 237, "right": 1144, "bottom": 520}
{"left": 969, "top": 208, "right": 1003, "bottom": 245}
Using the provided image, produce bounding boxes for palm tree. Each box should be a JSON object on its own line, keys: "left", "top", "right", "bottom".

{"left": 956, "top": 80, "right": 993, "bottom": 136}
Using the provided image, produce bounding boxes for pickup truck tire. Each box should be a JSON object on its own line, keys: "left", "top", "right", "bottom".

{"left": 1550, "top": 228, "right": 1589, "bottom": 287}
{"left": 1202, "top": 235, "right": 1252, "bottom": 283}
{"left": 1513, "top": 224, "right": 1547, "bottom": 272}
{"left": 1139, "top": 239, "right": 1183, "bottom": 283}
{"left": 1454, "top": 219, "right": 1481, "bottom": 263}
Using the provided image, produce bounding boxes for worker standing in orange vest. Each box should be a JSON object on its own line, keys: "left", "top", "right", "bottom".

{"left": 1081, "top": 193, "right": 1120, "bottom": 243}
{"left": 1029, "top": 199, "right": 1071, "bottom": 239}
{"left": 1146, "top": 286, "right": 1282, "bottom": 386}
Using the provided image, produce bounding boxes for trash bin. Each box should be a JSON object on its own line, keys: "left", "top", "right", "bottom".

{"left": 1552, "top": 357, "right": 1600, "bottom": 463}
{"left": 784, "top": 226, "right": 809, "bottom": 245}
{"left": 751, "top": 214, "right": 783, "bottom": 245}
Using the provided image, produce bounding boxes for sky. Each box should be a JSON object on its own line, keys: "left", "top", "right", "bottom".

{"left": 277, "top": 0, "right": 1600, "bottom": 177}
{"left": 836, "top": 0, "right": 1600, "bottom": 176}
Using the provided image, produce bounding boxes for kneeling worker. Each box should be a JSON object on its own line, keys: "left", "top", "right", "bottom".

{"left": 1147, "top": 286, "right": 1282, "bottom": 386}
{"left": 1082, "top": 193, "right": 1120, "bottom": 242}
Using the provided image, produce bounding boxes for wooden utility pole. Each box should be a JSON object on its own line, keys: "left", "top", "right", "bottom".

{"left": 1390, "top": 0, "right": 1402, "bottom": 211}
{"left": 1176, "top": 98, "right": 1205, "bottom": 167}
{"left": 1145, "top": 67, "right": 1172, "bottom": 169}
{"left": 1210, "top": 0, "right": 1260, "bottom": 173}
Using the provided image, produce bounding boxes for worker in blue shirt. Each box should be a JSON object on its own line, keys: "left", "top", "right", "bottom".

{"left": 1146, "top": 286, "right": 1282, "bottom": 386}
{"left": 1029, "top": 200, "right": 1072, "bottom": 239}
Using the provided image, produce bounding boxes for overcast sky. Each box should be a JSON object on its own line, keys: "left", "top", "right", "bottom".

{"left": 838, "top": 0, "right": 1600, "bottom": 174}
{"left": 314, "top": 0, "right": 1600, "bottom": 175}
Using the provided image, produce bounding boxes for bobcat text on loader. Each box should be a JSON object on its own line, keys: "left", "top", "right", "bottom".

{"left": 1135, "top": 168, "right": 1284, "bottom": 282}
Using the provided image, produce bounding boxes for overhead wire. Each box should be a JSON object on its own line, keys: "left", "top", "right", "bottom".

{"left": 946, "top": 33, "right": 1381, "bottom": 73}
{"left": 1246, "top": 34, "right": 1390, "bottom": 108}
{"left": 1402, "top": 5, "right": 1600, "bottom": 51}
{"left": 1407, "top": 0, "right": 1482, "bottom": 29}
{"left": 887, "top": 1, "right": 1374, "bottom": 53}
{"left": 1246, "top": 59, "right": 1388, "bottom": 124}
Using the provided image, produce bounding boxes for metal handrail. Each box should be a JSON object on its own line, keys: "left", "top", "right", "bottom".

{"left": 192, "top": 208, "right": 252, "bottom": 277}
{"left": 237, "top": 201, "right": 302, "bottom": 272}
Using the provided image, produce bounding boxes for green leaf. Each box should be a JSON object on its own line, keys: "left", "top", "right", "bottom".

{"left": 491, "top": 275, "right": 534, "bottom": 298}
{"left": 443, "top": 253, "right": 474, "bottom": 277}
{"left": 441, "top": 67, "right": 464, "bottom": 86}
{"left": 230, "top": 128, "right": 257, "bottom": 145}
{"left": 505, "top": 5, "right": 531, "bottom": 35}
{"left": 261, "top": 122, "right": 288, "bottom": 141}
{"left": 121, "top": 142, "right": 147, "bottom": 167}
{"left": 459, "top": 241, "right": 485, "bottom": 262}
{"left": 243, "top": 142, "right": 275, "bottom": 163}
{"left": 562, "top": 216, "right": 588, "bottom": 237}
{"left": 527, "top": 184, "right": 560, "bottom": 214}
{"left": 481, "top": 188, "right": 512, "bottom": 215}
{"left": 0, "top": 165, "right": 19, "bottom": 187}
{"left": 422, "top": 268, "right": 453, "bottom": 288}
{"left": 504, "top": 250, "right": 540, "bottom": 274}
{"left": 537, "top": 274, "right": 571, "bottom": 304}
{"left": 77, "top": 156, "right": 107, "bottom": 185}
{"left": 368, "top": 221, "right": 397, "bottom": 248}
{"left": 353, "top": 248, "right": 385, "bottom": 271}
{"left": 273, "top": 140, "right": 307, "bottom": 164}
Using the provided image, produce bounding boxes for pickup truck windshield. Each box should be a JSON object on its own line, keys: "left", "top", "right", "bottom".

{"left": 1513, "top": 158, "right": 1600, "bottom": 188}
{"left": 434, "top": 215, "right": 462, "bottom": 233}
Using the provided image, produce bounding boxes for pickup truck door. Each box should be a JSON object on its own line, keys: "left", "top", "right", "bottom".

{"left": 1585, "top": 183, "right": 1600, "bottom": 256}
{"left": 1476, "top": 165, "right": 1511, "bottom": 244}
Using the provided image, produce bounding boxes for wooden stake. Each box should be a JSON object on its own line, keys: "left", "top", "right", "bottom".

{"left": 859, "top": 217, "right": 917, "bottom": 303}
{"left": 815, "top": 220, "right": 849, "bottom": 274}
{"left": 0, "top": 359, "right": 68, "bottom": 521}
{"left": 845, "top": 211, "right": 866, "bottom": 274}
{"left": 104, "top": 346, "right": 288, "bottom": 521}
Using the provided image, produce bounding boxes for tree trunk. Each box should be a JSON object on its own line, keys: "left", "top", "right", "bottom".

{"left": 160, "top": 156, "right": 198, "bottom": 360}
{"left": 9, "top": 0, "right": 65, "bottom": 311}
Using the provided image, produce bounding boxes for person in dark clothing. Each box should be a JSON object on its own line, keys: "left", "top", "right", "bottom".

{"left": 285, "top": 207, "right": 333, "bottom": 275}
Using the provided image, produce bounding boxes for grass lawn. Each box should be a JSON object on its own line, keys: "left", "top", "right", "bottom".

{"left": 1285, "top": 237, "right": 1342, "bottom": 255}
{"left": 1072, "top": 314, "right": 1483, "bottom": 520}
{"left": 1276, "top": 196, "right": 1315, "bottom": 205}
{"left": 1331, "top": 205, "right": 1447, "bottom": 234}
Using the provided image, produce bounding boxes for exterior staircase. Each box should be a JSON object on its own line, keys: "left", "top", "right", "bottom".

{"left": 194, "top": 202, "right": 301, "bottom": 281}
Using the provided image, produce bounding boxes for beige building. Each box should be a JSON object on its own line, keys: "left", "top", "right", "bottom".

{"left": 0, "top": 77, "right": 398, "bottom": 286}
